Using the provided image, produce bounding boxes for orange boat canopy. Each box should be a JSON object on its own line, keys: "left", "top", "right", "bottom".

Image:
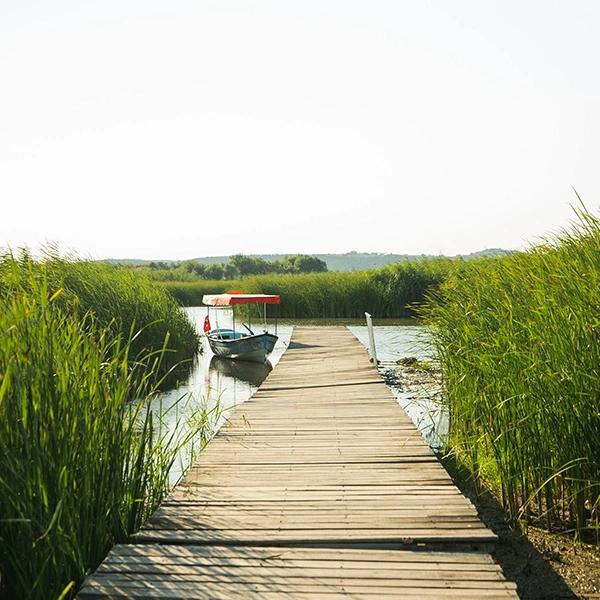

{"left": 202, "top": 293, "right": 281, "bottom": 306}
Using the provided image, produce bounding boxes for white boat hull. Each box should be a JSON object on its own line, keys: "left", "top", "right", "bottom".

{"left": 206, "top": 330, "right": 278, "bottom": 363}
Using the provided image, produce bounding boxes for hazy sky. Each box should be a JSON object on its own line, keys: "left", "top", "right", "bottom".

{"left": 1, "top": 1, "right": 598, "bottom": 259}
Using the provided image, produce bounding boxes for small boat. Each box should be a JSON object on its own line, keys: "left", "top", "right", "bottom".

{"left": 202, "top": 293, "right": 281, "bottom": 363}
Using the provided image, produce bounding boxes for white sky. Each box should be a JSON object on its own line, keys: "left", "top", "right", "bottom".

{"left": 1, "top": 1, "right": 598, "bottom": 259}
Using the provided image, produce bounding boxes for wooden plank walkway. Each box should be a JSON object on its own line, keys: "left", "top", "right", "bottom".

{"left": 79, "top": 327, "right": 518, "bottom": 599}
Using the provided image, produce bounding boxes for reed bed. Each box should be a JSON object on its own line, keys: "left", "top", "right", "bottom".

{"left": 0, "top": 252, "right": 200, "bottom": 383}
{"left": 161, "top": 278, "right": 230, "bottom": 307}
{"left": 424, "top": 209, "right": 600, "bottom": 537}
{"left": 161, "top": 259, "right": 456, "bottom": 318}
{"left": 0, "top": 259, "right": 211, "bottom": 599}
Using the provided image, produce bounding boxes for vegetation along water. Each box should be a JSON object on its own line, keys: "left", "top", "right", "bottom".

{"left": 159, "top": 258, "right": 458, "bottom": 319}
{"left": 423, "top": 208, "right": 600, "bottom": 538}
{"left": 0, "top": 253, "right": 211, "bottom": 599}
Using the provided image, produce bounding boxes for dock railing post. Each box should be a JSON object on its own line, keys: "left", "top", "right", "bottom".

{"left": 364, "top": 312, "right": 378, "bottom": 364}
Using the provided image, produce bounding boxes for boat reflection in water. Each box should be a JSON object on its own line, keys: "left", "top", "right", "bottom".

{"left": 209, "top": 355, "right": 273, "bottom": 387}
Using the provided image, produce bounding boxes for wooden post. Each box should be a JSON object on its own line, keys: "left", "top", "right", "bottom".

{"left": 365, "top": 312, "right": 378, "bottom": 364}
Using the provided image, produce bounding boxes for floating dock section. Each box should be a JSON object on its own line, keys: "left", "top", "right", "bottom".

{"left": 79, "top": 326, "right": 517, "bottom": 599}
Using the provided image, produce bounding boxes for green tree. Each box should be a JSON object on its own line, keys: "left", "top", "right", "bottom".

{"left": 204, "top": 263, "right": 224, "bottom": 279}
{"left": 281, "top": 255, "right": 327, "bottom": 273}
{"left": 228, "top": 254, "right": 269, "bottom": 276}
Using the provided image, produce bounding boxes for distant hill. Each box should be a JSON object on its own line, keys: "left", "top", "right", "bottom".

{"left": 104, "top": 249, "right": 512, "bottom": 271}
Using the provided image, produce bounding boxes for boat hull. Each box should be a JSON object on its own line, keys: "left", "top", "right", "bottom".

{"left": 206, "top": 331, "right": 278, "bottom": 363}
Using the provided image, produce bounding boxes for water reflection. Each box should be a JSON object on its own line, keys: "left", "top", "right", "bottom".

{"left": 209, "top": 356, "right": 273, "bottom": 387}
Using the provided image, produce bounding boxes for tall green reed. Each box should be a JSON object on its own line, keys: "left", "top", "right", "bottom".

{"left": 0, "top": 263, "right": 213, "bottom": 599}
{"left": 0, "top": 251, "right": 200, "bottom": 384}
{"left": 424, "top": 208, "right": 600, "bottom": 537}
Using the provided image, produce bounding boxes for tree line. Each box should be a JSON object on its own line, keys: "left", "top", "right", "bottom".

{"left": 143, "top": 254, "right": 328, "bottom": 280}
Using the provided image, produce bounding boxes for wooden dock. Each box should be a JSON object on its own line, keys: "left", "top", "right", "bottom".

{"left": 79, "top": 327, "right": 518, "bottom": 599}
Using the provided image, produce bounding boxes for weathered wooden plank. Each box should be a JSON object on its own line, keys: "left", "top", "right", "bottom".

{"left": 131, "top": 528, "right": 497, "bottom": 545}
{"left": 84, "top": 573, "right": 517, "bottom": 588}
{"left": 103, "top": 544, "right": 499, "bottom": 562}
{"left": 99, "top": 563, "right": 508, "bottom": 580}
{"left": 79, "top": 583, "right": 517, "bottom": 599}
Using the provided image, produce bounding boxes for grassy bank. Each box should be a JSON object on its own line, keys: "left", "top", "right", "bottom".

{"left": 161, "top": 258, "right": 457, "bottom": 318}
{"left": 424, "top": 209, "right": 600, "bottom": 537}
{"left": 1, "top": 253, "right": 200, "bottom": 382}
{"left": 0, "top": 256, "right": 208, "bottom": 599}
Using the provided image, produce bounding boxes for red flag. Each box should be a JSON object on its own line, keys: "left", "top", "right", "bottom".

{"left": 203, "top": 315, "right": 211, "bottom": 333}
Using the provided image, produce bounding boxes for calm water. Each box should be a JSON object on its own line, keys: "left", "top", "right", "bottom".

{"left": 153, "top": 309, "right": 446, "bottom": 483}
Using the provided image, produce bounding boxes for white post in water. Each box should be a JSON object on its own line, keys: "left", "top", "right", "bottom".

{"left": 365, "top": 312, "right": 378, "bottom": 364}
